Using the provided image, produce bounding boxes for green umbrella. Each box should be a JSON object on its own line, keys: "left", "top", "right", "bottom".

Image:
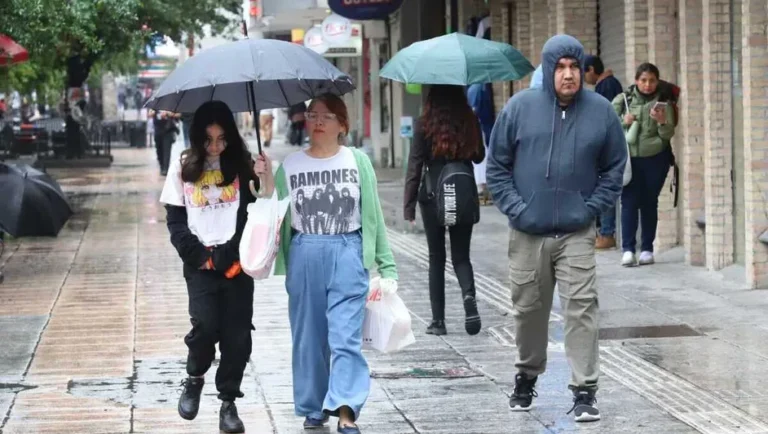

{"left": 380, "top": 33, "right": 534, "bottom": 85}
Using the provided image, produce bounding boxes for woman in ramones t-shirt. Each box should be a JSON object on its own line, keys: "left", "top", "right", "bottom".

{"left": 159, "top": 101, "right": 273, "bottom": 434}
{"left": 270, "top": 94, "right": 398, "bottom": 434}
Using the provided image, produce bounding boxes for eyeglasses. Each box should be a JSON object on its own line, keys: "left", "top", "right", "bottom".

{"left": 306, "top": 111, "right": 338, "bottom": 123}
{"left": 205, "top": 137, "right": 227, "bottom": 149}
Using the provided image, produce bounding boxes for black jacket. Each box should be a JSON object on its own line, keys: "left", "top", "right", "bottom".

{"left": 403, "top": 122, "right": 485, "bottom": 221}
{"left": 166, "top": 160, "right": 259, "bottom": 270}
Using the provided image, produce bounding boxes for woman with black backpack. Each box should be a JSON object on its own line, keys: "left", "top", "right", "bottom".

{"left": 404, "top": 84, "right": 485, "bottom": 336}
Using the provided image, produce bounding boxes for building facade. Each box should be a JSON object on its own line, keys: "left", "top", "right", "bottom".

{"left": 476, "top": 0, "right": 767, "bottom": 288}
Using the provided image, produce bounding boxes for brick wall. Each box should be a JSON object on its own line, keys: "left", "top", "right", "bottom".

{"left": 598, "top": 0, "right": 626, "bottom": 87}
{"left": 702, "top": 0, "right": 734, "bottom": 270}
{"left": 648, "top": 0, "right": 680, "bottom": 252}
{"left": 530, "top": 0, "right": 550, "bottom": 67}
{"left": 514, "top": 0, "right": 533, "bottom": 92}
{"left": 742, "top": 0, "right": 768, "bottom": 288}
{"left": 624, "top": 0, "right": 648, "bottom": 86}
{"left": 490, "top": 0, "right": 506, "bottom": 114}
{"left": 678, "top": 0, "right": 706, "bottom": 266}
{"left": 557, "top": 0, "right": 598, "bottom": 54}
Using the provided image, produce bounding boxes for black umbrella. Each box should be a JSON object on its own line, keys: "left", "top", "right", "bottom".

{"left": 143, "top": 36, "right": 355, "bottom": 154}
{"left": 0, "top": 163, "right": 73, "bottom": 237}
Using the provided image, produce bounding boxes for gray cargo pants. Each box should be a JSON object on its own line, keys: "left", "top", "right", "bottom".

{"left": 507, "top": 225, "right": 599, "bottom": 390}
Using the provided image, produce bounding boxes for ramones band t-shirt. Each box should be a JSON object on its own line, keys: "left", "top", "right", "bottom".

{"left": 281, "top": 147, "right": 361, "bottom": 235}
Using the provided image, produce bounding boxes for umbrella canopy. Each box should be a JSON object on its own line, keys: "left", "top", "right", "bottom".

{"left": 380, "top": 32, "right": 534, "bottom": 85}
{"left": 144, "top": 38, "right": 355, "bottom": 114}
{"left": 0, "top": 34, "right": 29, "bottom": 66}
{"left": 0, "top": 163, "right": 73, "bottom": 237}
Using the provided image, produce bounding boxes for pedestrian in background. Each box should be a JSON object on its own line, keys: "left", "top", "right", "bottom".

{"left": 404, "top": 84, "right": 484, "bottom": 337}
{"left": 153, "top": 110, "right": 179, "bottom": 176}
{"left": 272, "top": 94, "right": 398, "bottom": 434}
{"left": 160, "top": 101, "right": 271, "bottom": 433}
{"left": 487, "top": 34, "right": 626, "bottom": 422}
{"left": 612, "top": 63, "right": 677, "bottom": 267}
{"left": 467, "top": 82, "right": 494, "bottom": 205}
{"left": 584, "top": 55, "right": 624, "bottom": 250}
{"left": 288, "top": 101, "right": 307, "bottom": 146}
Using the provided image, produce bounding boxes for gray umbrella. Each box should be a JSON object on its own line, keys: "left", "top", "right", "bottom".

{"left": 144, "top": 38, "right": 355, "bottom": 152}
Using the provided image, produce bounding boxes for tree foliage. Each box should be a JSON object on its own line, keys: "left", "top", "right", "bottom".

{"left": 0, "top": 0, "right": 242, "bottom": 93}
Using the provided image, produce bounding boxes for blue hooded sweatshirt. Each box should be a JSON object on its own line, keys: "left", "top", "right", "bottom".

{"left": 487, "top": 35, "right": 627, "bottom": 236}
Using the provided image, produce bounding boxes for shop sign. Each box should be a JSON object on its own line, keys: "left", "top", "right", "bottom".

{"left": 328, "top": 0, "right": 405, "bottom": 21}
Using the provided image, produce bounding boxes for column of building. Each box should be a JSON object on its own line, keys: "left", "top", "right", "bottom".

{"left": 742, "top": 0, "right": 768, "bottom": 287}
{"left": 677, "top": 0, "right": 707, "bottom": 266}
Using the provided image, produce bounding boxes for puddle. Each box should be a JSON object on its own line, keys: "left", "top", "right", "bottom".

{"left": 371, "top": 366, "right": 481, "bottom": 379}
{"left": 599, "top": 324, "right": 702, "bottom": 340}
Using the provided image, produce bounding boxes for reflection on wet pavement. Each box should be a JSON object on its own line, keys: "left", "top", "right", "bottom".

{"left": 1, "top": 145, "right": 768, "bottom": 433}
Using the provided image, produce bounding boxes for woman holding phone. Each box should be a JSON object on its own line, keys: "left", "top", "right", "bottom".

{"left": 612, "top": 62, "right": 677, "bottom": 267}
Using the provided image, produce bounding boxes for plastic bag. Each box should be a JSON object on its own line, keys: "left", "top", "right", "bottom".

{"left": 362, "top": 277, "right": 416, "bottom": 353}
{"left": 239, "top": 189, "right": 291, "bottom": 280}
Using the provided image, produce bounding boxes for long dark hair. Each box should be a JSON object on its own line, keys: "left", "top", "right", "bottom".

{"left": 180, "top": 101, "right": 250, "bottom": 185}
{"left": 420, "top": 84, "right": 481, "bottom": 160}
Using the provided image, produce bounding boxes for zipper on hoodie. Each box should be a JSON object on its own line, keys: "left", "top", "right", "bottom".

{"left": 554, "top": 106, "right": 566, "bottom": 234}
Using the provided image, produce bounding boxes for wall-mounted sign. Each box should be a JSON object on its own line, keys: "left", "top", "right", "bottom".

{"left": 328, "top": 0, "right": 405, "bottom": 21}
{"left": 321, "top": 14, "right": 353, "bottom": 46}
{"left": 291, "top": 28, "right": 305, "bottom": 44}
{"left": 323, "top": 24, "right": 363, "bottom": 58}
{"left": 303, "top": 26, "right": 328, "bottom": 55}
{"left": 400, "top": 116, "right": 413, "bottom": 138}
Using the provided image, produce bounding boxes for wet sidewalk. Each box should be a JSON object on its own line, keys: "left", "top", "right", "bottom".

{"left": 0, "top": 143, "right": 767, "bottom": 433}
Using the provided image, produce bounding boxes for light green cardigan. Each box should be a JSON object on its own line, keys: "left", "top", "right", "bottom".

{"left": 273, "top": 147, "right": 398, "bottom": 280}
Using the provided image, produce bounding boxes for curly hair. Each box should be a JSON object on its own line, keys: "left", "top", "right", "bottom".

{"left": 420, "top": 84, "right": 482, "bottom": 160}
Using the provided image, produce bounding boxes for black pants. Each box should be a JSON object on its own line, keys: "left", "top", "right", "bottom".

{"left": 183, "top": 265, "right": 254, "bottom": 401}
{"left": 420, "top": 202, "right": 476, "bottom": 321}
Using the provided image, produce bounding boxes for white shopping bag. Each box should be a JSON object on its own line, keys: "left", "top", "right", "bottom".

{"left": 363, "top": 277, "right": 416, "bottom": 353}
{"left": 239, "top": 188, "right": 291, "bottom": 280}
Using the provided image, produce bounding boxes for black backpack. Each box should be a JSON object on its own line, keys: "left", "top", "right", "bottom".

{"left": 424, "top": 161, "right": 480, "bottom": 227}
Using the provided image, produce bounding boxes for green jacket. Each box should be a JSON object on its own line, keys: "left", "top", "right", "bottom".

{"left": 273, "top": 147, "right": 398, "bottom": 280}
{"left": 611, "top": 86, "right": 676, "bottom": 158}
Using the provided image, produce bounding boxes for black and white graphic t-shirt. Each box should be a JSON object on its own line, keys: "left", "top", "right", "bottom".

{"left": 282, "top": 147, "right": 361, "bottom": 235}
{"left": 159, "top": 158, "right": 240, "bottom": 246}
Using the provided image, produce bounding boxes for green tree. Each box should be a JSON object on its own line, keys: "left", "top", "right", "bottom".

{"left": 0, "top": 0, "right": 242, "bottom": 156}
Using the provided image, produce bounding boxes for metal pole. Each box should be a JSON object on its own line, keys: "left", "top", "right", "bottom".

{"left": 385, "top": 16, "right": 395, "bottom": 168}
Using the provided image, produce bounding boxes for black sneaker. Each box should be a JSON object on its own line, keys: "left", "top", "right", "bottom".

{"left": 219, "top": 401, "right": 245, "bottom": 433}
{"left": 177, "top": 376, "right": 204, "bottom": 420}
{"left": 463, "top": 295, "right": 482, "bottom": 335}
{"left": 567, "top": 388, "right": 600, "bottom": 422}
{"left": 303, "top": 414, "right": 329, "bottom": 430}
{"left": 509, "top": 373, "right": 538, "bottom": 411}
{"left": 425, "top": 320, "right": 447, "bottom": 336}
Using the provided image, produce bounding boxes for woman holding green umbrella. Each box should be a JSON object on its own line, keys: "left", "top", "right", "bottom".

{"left": 387, "top": 32, "right": 533, "bottom": 336}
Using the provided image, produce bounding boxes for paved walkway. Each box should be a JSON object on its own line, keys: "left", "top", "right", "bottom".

{"left": 1, "top": 141, "right": 767, "bottom": 433}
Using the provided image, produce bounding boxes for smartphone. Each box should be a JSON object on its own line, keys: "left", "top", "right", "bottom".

{"left": 653, "top": 101, "right": 668, "bottom": 111}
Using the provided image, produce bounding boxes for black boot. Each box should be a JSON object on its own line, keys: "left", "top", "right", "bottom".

{"left": 219, "top": 401, "right": 245, "bottom": 433}
{"left": 426, "top": 320, "right": 447, "bottom": 336}
{"left": 177, "top": 376, "right": 204, "bottom": 420}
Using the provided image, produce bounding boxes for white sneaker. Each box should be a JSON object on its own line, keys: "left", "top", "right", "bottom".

{"left": 638, "top": 251, "right": 655, "bottom": 265}
{"left": 621, "top": 251, "right": 637, "bottom": 267}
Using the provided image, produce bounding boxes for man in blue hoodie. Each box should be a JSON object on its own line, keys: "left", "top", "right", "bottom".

{"left": 487, "top": 35, "right": 626, "bottom": 422}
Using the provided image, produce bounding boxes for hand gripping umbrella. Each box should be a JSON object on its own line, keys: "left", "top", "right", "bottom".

{"left": 144, "top": 38, "right": 355, "bottom": 154}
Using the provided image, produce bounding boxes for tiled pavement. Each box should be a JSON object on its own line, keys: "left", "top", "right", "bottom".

{"left": 1, "top": 143, "right": 768, "bottom": 433}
